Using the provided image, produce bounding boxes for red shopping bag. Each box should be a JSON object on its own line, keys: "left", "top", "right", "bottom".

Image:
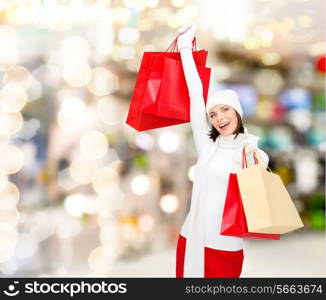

{"left": 141, "top": 40, "right": 211, "bottom": 121}
{"left": 220, "top": 150, "right": 280, "bottom": 240}
{"left": 126, "top": 37, "right": 210, "bottom": 131}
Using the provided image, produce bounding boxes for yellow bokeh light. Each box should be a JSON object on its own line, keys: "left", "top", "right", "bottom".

{"left": 243, "top": 37, "right": 260, "bottom": 49}
{"left": 261, "top": 52, "right": 281, "bottom": 66}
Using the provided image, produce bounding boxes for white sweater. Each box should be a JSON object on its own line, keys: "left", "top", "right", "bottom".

{"left": 179, "top": 48, "right": 270, "bottom": 277}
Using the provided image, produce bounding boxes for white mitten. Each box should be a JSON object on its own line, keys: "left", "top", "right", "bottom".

{"left": 177, "top": 23, "right": 196, "bottom": 50}
{"left": 244, "top": 134, "right": 259, "bottom": 156}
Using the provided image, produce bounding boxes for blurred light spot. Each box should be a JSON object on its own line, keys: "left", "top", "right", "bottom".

{"left": 158, "top": 132, "right": 180, "bottom": 152}
{"left": 80, "top": 130, "right": 108, "bottom": 159}
{"left": 294, "top": 152, "right": 319, "bottom": 194}
{"left": 87, "top": 67, "right": 119, "bottom": 96}
{"left": 92, "top": 166, "right": 120, "bottom": 196}
{"left": 0, "top": 111, "right": 23, "bottom": 135}
{"left": 131, "top": 174, "right": 150, "bottom": 195}
{"left": 286, "top": 109, "right": 312, "bottom": 132}
{"left": 62, "top": 59, "right": 92, "bottom": 87}
{"left": 88, "top": 246, "right": 119, "bottom": 273}
{"left": 64, "top": 193, "right": 95, "bottom": 217}
{"left": 187, "top": 165, "right": 195, "bottom": 182}
{"left": 309, "top": 42, "right": 326, "bottom": 56}
{"left": 171, "top": 0, "right": 186, "bottom": 7}
{"left": 118, "top": 27, "right": 140, "bottom": 45}
{"left": 112, "top": 7, "right": 131, "bottom": 24}
{"left": 60, "top": 35, "right": 91, "bottom": 61}
{"left": 0, "top": 207, "right": 20, "bottom": 227}
{"left": 123, "top": 0, "right": 146, "bottom": 10}
{"left": 0, "top": 145, "right": 24, "bottom": 174}
{"left": 138, "top": 213, "right": 154, "bottom": 232}
{"left": 3, "top": 66, "right": 32, "bottom": 89}
{"left": 57, "top": 97, "right": 87, "bottom": 132}
{"left": 0, "top": 181, "right": 19, "bottom": 209}
{"left": 70, "top": 156, "right": 98, "bottom": 184}
{"left": 261, "top": 52, "right": 280, "bottom": 66}
{"left": 0, "top": 170, "right": 8, "bottom": 190}
{"left": 253, "top": 70, "right": 284, "bottom": 95}
{"left": 0, "top": 82, "right": 27, "bottom": 112}
{"left": 135, "top": 132, "right": 154, "bottom": 150}
{"left": 99, "top": 224, "right": 120, "bottom": 245}
{"left": 56, "top": 219, "right": 82, "bottom": 238}
{"left": 298, "top": 15, "right": 312, "bottom": 28}
{"left": 95, "top": 186, "right": 125, "bottom": 214}
{"left": 0, "top": 45, "right": 19, "bottom": 71}
{"left": 114, "top": 46, "right": 136, "bottom": 60}
{"left": 160, "top": 194, "right": 179, "bottom": 214}
{"left": 96, "top": 96, "right": 124, "bottom": 126}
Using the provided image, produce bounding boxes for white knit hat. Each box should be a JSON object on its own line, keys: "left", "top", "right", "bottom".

{"left": 206, "top": 89, "right": 243, "bottom": 119}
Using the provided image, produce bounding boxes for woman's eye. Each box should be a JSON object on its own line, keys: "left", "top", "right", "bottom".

{"left": 223, "top": 108, "right": 228, "bottom": 111}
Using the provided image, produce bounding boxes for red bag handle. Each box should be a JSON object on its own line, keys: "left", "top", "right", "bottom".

{"left": 165, "top": 34, "right": 197, "bottom": 52}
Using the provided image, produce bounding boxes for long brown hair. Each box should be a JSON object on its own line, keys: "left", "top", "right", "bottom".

{"left": 207, "top": 111, "right": 244, "bottom": 142}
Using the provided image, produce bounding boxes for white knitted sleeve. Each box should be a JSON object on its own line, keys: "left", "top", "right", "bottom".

{"left": 179, "top": 48, "right": 213, "bottom": 155}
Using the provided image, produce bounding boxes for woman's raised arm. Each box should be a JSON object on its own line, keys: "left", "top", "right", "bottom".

{"left": 177, "top": 24, "right": 213, "bottom": 155}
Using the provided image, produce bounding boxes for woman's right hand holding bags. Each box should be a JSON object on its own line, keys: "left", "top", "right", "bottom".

{"left": 177, "top": 23, "right": 196, "bottom": 51}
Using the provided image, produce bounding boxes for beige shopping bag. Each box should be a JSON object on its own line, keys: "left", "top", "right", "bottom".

{"left": 236, "top": 146, "right": 304, "bottom": 234}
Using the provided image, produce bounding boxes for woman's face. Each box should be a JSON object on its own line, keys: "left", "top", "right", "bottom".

{"left": 209, "top": 104, "right": 238, "bottom": 136}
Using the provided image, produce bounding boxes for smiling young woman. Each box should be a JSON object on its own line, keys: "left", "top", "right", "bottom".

{"left": 175, "top": 23, "right": 270, "bottom": 278}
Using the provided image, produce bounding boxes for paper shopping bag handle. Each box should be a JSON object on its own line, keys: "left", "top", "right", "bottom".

{"left": 165, "top": 35, "right": 197, "bottom": 52}
{"left": 242, "top": 145, "right": 273, "bottom": 172}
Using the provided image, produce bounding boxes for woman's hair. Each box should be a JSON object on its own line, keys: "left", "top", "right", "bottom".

{"left": 207, "top": 111, "right": 244, "bottom": 142}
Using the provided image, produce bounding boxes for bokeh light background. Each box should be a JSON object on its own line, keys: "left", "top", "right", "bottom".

{"left": 0, "top": 0, "right": 325, "bottom": 277}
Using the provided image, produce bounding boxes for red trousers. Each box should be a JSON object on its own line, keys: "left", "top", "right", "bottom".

{"left": 175, "top": 234, "right": 244, "bottom": 278}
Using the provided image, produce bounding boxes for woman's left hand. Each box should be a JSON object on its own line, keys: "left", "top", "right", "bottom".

{"left": 244, "top": 135, "right": 259, "bottom": 155}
